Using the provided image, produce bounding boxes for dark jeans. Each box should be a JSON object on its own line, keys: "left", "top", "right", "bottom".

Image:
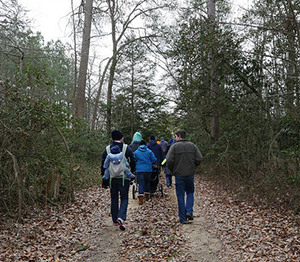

{"left": 110, "top": 178, "right": 130, "bottom": 223}
{"left": 137, "top": 172, "right": 151, "bottom": 195}
{"left": 165, "top": 165, "right": 173, "bottom": 186}
{"left": 166, "top": 174, "right": 173, "bottom": 186}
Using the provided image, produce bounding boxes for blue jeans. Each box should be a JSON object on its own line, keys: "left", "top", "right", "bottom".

{"left": 166, "top": 174, "right": 172, "bottom": 186}
{"left": 137, "top": 172, "right": 151, "bottom": 194}
{"left": 165, "top": 166, "right": 173, "bottom": 186}
{"left": 110, "top": 178, "right": 130, "bottom": 223}
{"left": 175, "top": 176, "right": 194, "bottom": 222}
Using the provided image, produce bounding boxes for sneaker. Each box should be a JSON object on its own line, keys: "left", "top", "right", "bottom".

{"left": 186, "top": 213, "right": 194, "bottom": 220}
{"left": 117, "top": 218, "right": 126, "bottom": 231}
{"left": 113, "top": 222, "right": 119, "bottom": 226}
{"left": 180, "top": 220, "right": 192, "bottom": 224}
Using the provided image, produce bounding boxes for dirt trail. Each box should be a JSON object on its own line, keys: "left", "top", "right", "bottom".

{"left": 166, "top": 185, "right": 222, "bottom": 262}
{"left": 81, "top": 180, "right": 222, "bottom": 262}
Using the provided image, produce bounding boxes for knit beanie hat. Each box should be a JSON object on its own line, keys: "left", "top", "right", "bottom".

{"left": 150, "top": 134, "right": 155, "bottom": 141}
{"left": 132, "top": 131, "right": 142, "bottom": 142}
{"left": 111, "top": 145, "right": 121, "bottom": 154}
{"left": 140, "top": 140, "right": 147, "bottom": 146}
{"left": 111, "top": 129, "right": 124, "bottom": 140}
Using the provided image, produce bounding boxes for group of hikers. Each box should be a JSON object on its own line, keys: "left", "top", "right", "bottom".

{"left": 100, "top": 129, "right": 203, "bottom": 231}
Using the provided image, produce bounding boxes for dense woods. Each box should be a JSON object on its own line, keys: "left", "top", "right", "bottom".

{"left": 1, "top": 0, "right": 300, "bottom": 219}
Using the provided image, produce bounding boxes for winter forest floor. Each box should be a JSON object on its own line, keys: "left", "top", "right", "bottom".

{"left": 1, "top": 175, "right": 300, "bottom": 261}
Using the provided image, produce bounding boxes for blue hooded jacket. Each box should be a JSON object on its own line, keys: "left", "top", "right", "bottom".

{"left": 134, "top": 145, "right": 157, "bottom": 173}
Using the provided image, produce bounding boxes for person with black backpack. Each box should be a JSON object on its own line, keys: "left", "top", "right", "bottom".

{"left": 101, "top": 130, "right": 136, "bottom": 231}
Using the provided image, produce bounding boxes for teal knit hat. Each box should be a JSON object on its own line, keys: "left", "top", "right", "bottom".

{"left": 132, "top": 131, "right": 142, "bottom": 142}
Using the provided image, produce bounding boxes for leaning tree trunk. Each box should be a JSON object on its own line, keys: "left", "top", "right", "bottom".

{"left": 75, "top": 0, "right": 93, "bottom": 118}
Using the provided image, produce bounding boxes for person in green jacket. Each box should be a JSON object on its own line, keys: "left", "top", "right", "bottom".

{"left": 166, "top": 129, "right": 202, "bottom": 224}
{"left": 130, "top": 129, "right": 142, "bottom": 152}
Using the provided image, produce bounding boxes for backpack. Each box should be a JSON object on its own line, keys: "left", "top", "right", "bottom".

{"left": 106, "top": 144, "right": 128, "bottom": 178}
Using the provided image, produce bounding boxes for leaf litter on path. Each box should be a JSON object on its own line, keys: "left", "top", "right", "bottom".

{"left": 1, "top": 175, "right": 300, "bottom": 261}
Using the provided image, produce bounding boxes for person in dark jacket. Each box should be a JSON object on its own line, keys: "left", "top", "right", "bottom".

{"left": 101, "top": 129, "right": 136, "bottom": 231}
{"left": 134, "top": 140, "right": 157, "bottom": 204}
{"left": 147, "top": 134, "right": 163, "bottom": 164}
{"left": 147, "top": 134, "right": 164, "bottom": 194}
{"left": 166, "top": 129, "right": 202, "bottom": 224}
{"left": 160, "top": 137, "right": 168, "bottom": 160}
{"left": 164, "top": 139, "right": 175, "bottom": 187}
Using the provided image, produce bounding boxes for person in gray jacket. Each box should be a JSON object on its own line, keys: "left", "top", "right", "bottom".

{"left": 166, "top": 129, "right": 202, "bottom": 224}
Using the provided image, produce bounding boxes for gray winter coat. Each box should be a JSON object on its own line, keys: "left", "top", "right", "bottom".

{"left": 166, "top": 139, "right": 202, "bottom": 177}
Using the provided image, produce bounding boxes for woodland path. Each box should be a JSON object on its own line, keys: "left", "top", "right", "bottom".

{"left": 80, "top": 176, "right": 222, "bottom": 262}
{"left": 1, "top": 175, "right": 300, "bottom": 261}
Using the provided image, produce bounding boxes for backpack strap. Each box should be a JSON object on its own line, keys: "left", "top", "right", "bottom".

{"left": 106, "top": 145, "right": 111, "bottom": 154}
{"left": 122, "top": 144, "right": 127, "bottom": 155}
{"left": 121, "top": 144, "right": 127, "bottom": 186}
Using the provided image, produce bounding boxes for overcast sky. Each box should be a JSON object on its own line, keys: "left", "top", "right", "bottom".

{"left": 18, "top": 0, "right": 80, "bottom": 43}
{"left": 17, "top": 0, "right": 253, "bottom": 44}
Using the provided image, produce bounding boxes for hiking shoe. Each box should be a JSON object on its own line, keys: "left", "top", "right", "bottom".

{"left": 117, "top": 218, "right": 126, "bottom": 231}
{"left": 186, "top": 213, "right": 194, "bottom": 220}
{"left": 180, "top": 220, "right": 192, "bottom": 224}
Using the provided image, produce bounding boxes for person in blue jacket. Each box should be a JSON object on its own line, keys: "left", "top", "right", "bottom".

{"left": 134, "top": 140, "right": 157, "bottom": 205}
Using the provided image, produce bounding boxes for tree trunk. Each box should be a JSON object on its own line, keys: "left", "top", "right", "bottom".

{"left": 284, "top": 12, "right": 297, "bottom": 117}
{"left": 91, "top": 57, "right": 112, "bottom": 132}
{"left": 106, "top": 0, "right": 117, "bottom": 135}
{"left": 106, "top": 56, "right": 117, "bottom": 135}
{"left": 71, "top": 0, "right": 78, "bottom": 113}
{"left": 130, "top": 60, "right": 135, "bottom": 138}
{"left": 5, "top": 150, "right": 22, "bottom": 219}
{"left": 91, "top": 0, "right": 163, "bottom": 132}
{"left": 75, "top": 0, "right": 93, "bottom": 118}
{"left": 208, "top": 0, "right": 219, "bottom": 144}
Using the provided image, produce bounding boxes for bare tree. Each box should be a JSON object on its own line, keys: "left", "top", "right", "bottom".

{"left": 208, "top": 0, "right": 219, "bottom": 144}
{"left": 75, "top": 0, "right": 93, "bottom": 118}
{"left": 91, "top": 0, "right": 171, "bottom": 133}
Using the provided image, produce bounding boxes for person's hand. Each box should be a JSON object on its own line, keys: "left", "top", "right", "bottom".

{"left": 102, "top": 179, "right": 109, "bottom": 189}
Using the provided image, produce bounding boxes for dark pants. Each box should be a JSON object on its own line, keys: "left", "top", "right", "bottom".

{"left": 137, "top": 172, "right": 151, "bottom": 194}
{"left": 165, "top": 165, "right": 173, "bottom": 186}
{"left": 110, "top": 178, "right": 130, "bottom": 223}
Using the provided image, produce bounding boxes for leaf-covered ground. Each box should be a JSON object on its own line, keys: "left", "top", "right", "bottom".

{"left": 1, "top": 175, "right": 300, "bottom": 261}
{"left": 196, "top": 178, "right": 300, "bottom": 261}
